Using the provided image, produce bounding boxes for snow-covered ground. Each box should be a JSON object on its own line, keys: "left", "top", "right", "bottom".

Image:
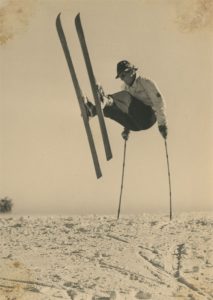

{"left": 0, "top": 213, "right": 212, "bottom": 300}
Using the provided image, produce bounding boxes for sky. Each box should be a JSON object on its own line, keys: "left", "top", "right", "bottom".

{"left": 0, "top": 0, "right": 212, "bottom": 215}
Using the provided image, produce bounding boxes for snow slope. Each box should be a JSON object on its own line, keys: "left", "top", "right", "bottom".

{"left": 0, "top": 213, "right": 212, "bottom": 299}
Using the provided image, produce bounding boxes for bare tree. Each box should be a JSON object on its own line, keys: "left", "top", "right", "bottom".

{"left": 0, "top": 197, "right": 13, "bottom": 213}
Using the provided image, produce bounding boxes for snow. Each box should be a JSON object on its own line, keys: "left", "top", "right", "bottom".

{"left": 0, "top": 213, "right": 212, "bottom": 299}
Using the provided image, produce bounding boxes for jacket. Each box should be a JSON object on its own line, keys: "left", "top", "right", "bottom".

{"left": 123, "top": 76, "right": 167, "bottom": 127}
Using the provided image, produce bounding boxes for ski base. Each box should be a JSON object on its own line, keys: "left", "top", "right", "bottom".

{"left": 56, "top": 13, "right": 102, "bottom": 179}
{"left": 75, "top": 13, "right": 112, "bottom": 161}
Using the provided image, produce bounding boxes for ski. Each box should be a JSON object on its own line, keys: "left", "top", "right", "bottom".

{"left": 56, "top": 13, "right": 102, "bottom": 179}
{"left": 75, "top": 13, "right": 113, "bottom": 161}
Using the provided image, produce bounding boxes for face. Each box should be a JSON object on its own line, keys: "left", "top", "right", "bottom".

{"left": 119, "top": 68, "right": 136, "bottom": 86}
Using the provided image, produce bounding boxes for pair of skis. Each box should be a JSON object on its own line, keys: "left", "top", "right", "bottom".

{"left": 56, "top": 13, "right": 112, "bottom": 179}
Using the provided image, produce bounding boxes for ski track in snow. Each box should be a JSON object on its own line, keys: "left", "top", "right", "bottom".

{"left": 0, "top": 213, "right": 212, "bottom": 300}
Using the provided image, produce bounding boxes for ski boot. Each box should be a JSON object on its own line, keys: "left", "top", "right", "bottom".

{"left": 96, "top": 83, "right": 113, "bottom": 107}
{"left": 84, "top": 98, "right": 97, "bottom": 118}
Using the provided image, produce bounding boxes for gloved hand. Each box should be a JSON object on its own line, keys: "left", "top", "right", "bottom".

{"left": 121, "top": 128, "right": 130, "bottom": 140}
{"left": 96, "top": 83, "right": 105, "bottom": 102}
{"left": 158, "top": 125, "right": 168, "bottom": 139}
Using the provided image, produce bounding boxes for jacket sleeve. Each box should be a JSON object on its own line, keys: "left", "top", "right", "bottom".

{"left": 143, "top": 79, "right": 167, "bottom": 127}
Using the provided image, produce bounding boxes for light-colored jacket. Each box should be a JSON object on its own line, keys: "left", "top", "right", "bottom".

{"left": 123, "top": 76, "right": 167, "bottom": 127}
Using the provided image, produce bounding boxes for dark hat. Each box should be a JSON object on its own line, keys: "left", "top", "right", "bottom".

{"left": 115, "top": 60, "right": 138, "bottom": 79}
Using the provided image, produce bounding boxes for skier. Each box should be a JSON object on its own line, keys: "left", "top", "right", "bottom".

{"left": 85, "top": 60, "right": 168, "bottom": 141}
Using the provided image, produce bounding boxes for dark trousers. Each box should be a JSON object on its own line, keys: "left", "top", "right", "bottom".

{"left": 103, "top": 91, "right": 156, "bottom": 131}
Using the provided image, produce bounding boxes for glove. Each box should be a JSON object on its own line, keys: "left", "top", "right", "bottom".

{"left": 96, "top": 83, "right": 105, "bottom": 102}
{"left": 158, "top": 125, "right": 168, "bottom": 139}
{"left": 121, "top": 128, "right": 130, "bottom": 140}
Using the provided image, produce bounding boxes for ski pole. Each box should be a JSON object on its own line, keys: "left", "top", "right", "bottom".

{"left": 164, "top": 139, "right": 172, "bottom": 220}
{"left": 117, "top": 139, "right": 127, "bottom": 220}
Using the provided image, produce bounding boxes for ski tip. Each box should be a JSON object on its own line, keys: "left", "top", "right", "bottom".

{"left": 56, "top": 12, "right": 61, "bottom": 22}
{"left": 75, "top": 13, "right": 81, "bottom": 23}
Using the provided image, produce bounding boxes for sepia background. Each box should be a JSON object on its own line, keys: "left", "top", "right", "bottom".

{"left": 0, "top": 0, "right": 212, "bottom": 215}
